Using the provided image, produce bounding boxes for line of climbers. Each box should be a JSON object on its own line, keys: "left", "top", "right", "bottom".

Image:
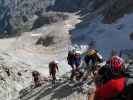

{"left": 31, "top": 46, "right": 133, "bottom": 100}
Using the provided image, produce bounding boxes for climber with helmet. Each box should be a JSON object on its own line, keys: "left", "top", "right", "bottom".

{"left": 88, "top": 72, "right": 126, "bottom": 100}
{"left": 84, "top": 49, "right": 103, "bottom": 66}
{"left": 72, "top": 50, "right": 82, "bottom": 81}
{"left": 88, "top": 64, "right": 133, "bottom": 100}
{"left": 84, "top": 49, "right": 103, "bottom": 75}
{"left": 67, "top": 49, "right": 82, "bottom": 81}
{"left": 49, "top": 60, "right": 59, "bottom": 84}
{"left": 88, "top": 63, "right": 133, "bottom": 100}
{"left": 88, "top": 49, "right": 127, "bottom": 100}
{"left": 74, "top": 50, "right": 83, "bottom": 81}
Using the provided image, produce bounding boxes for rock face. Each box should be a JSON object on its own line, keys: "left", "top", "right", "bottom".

{"left": 103, "top": 0, "right": 133, "bottom": 23}
{"left": 47, "top": 0, "right": 82, "bottom": 12}
{"left": 0, "top": 0, "right": 54, "bottom": 36}
{"left": 32, "top": 13, "right": 68, "bottom": 30}
{"left": 0, "top": 0, "right": 133, "bottom": 36}
{"left": 0, "top": 0, "right": 12, "bottom": 35}
{"left": 0, "top": 0, "right": 133, "bottom": 100}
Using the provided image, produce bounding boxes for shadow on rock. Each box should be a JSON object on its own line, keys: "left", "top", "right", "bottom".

{"left": 50, "top": 84, "right": 76, "bottom": 100}
{"left": 33, "top": 81, "right": 68, "bottom": 100}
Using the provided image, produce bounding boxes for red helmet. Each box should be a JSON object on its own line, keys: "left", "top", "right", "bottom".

{"left": 111, "top": 56, "right": 124, "bottom": 71}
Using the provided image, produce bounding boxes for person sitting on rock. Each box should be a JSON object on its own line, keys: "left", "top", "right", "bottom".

{"left": 32, "top": 71, "right": 41, "bottom": 87}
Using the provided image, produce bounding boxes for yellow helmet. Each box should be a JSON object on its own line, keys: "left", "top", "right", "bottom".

{"left": 87, "top": 49, "right": 96, "bottom": 56}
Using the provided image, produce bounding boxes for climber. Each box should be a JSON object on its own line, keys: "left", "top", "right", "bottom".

{"left": 88, "top": 76, "right": 126, "bottom": 100}
{"left": 74, "top": 50, "right": 82, "bottom": 81}
{"left": 88, "top": 63, "right": 126, "bottom": 100}
{"left": 84, "top": 49, "right": 103, "bottom": 74}
{"left": 67, "top": 49, "right": 82, "bottom": 81}
{"left": 67, "top": 49, "right": 75, "bottom": 80}
{"left": 67, "top": 50, "right": 75, "bottom": 69}
{"left": 49, "top": 60, "right": 59, "bottom": 84}
{"left": 88, "top": 50, "right": 127, "bottom": 100}
{"left": 88, "top": 62, "right": 133, "bottom": 100}
{"left": 32, "top": 70, "right": 41, "bottom": 87}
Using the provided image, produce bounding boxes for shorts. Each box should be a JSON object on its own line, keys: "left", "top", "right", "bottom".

{"left": 75, "top": 59, "right": 81, "bottom": 67}
{"left": 68, "top": 60, "right": 75, "bottom": 66}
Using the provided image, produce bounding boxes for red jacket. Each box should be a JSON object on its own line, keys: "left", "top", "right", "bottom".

{"left": 95, "top": 77, "right": 126, "bottom": 100}
{"left": 49, "top": 62, "right": 58, "bottom": 74}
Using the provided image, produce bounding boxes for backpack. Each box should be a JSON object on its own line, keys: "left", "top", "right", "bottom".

{"left": 67, "top": 51, "right": 75, "bottom": 64}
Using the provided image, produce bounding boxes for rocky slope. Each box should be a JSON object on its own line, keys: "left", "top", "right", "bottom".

{"left": 0, "top": 13, "right": 81, "bottom": 100}
{"left": 1, "top": 0, "right": 133, "bottom": 36}
{"left": 0, "top": 0, "right": 54, "bottom": 36}
{"left": 0, "top": 0, "right": 133, "bottom": 100}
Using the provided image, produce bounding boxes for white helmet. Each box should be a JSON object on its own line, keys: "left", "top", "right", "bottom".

{"left": 54, "top": 60, "right": 59, "bottom": 64}
{"left": 75, "top": 50, "right": 81, "bottom": 54}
